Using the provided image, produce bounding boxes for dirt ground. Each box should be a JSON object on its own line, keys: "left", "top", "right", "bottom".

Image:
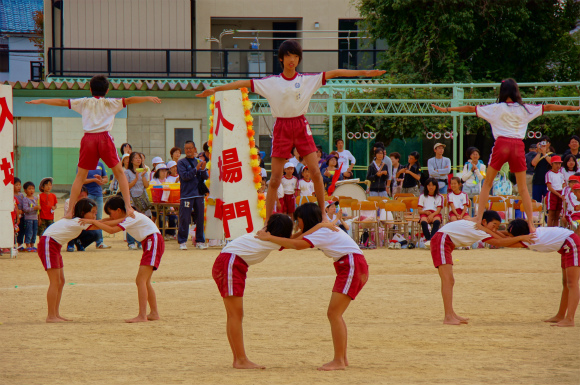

{"left": 1, "top": 226, "right": 579, "bottom": 385}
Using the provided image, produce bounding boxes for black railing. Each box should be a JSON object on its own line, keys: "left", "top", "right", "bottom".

{"left": 47, "top": 48, "right": 383, "bottom": 78}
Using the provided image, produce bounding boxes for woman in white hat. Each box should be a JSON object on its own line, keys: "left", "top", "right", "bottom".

{"left": 165, "top": 160, "right": 180, "bottom": 183}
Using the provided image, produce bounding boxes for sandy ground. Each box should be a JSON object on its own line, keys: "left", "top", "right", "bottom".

{"left": 1, "top": 222, "right": 579, "bottom": 384}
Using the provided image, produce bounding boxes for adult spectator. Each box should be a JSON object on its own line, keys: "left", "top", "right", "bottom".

{"left": 82, "top": 161, "right": 111, "bottom": 249}
{"left": 428, "top": 143, "right": 451, "bottom": 194}
{"left": 461, "top": 147, "right": 486, "bottom": 198}
{"left": 321, "top": 152, "right": 344, "bottom": 190}
{"left": 366, "top": 148, "right": 389, "bottom": 197}
{"left": 177, "top": 140, "right": 208, "bottom": 250}
{"left": 373, "top": 142, "right": 393, "bottom": 193}
{"left": 125, "top": 152, "right": 151, "bottom": 249}
{"left": 335, "top": 139, "right": 356, "bottom": 178}
{"left": 316, "top": 145, "right": 326, "bottom": 167}
{"left": 525, "top": 143, "right": 537, "bottom": 195}
{"left": 397, "top": 151, "right": 421, "bottom": 196}
{"left": 389, "top": 152, "right": 404, "bottom": 196}
{"left": 169, "top": 146, "right": 182, "bottom": 163}
{"left": 120, "top": 142, "right": 132, "bottom": 156}
{"left": 531, "top": 136, "right": 553, "bottom": 203}
{"left": 562, "top": 135, "right": 580, "bottom": 159}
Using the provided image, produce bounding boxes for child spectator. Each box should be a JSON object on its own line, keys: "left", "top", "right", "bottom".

{"left": 26, "top": 75, "right": 161, "bottom": 219}
{"left": 545, "top": 156, "right": 565, "bottom": 227}
{"left": 81, "top": 196, "right": 165, "bottom": 323}
{"left": 14, "top": 177, "right": 25, "bottom": 249}
{"left": 325, "top": 200, "right": 349, "bottom": 233}
{"left": 22, "top": 181, "right": 40, "bottom": 252}
{"left": 280, "top": 162, "right": 298, "bottom": 215}
{"left": 211, "top": 213, "right": 293, "bottom": 369}
{"left": 563, "top": 175, "right": 580, "bottom": 229}
{"left": 419, "top": 178, "right": 444, "bottom": 244}
{"left": 38, "top": 177, "right": 57, "bottom": 235}
{"left": 298, "top": 166, "right": 314, "bottom": 197}
{"left": 448, "top": 177, "right": 470, "bottom": 221}
{"left": 561, "top": 154, "right": 578, "bottom": 182}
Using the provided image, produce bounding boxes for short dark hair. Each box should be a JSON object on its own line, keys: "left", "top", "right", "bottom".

{"left": 374, "top": 141, "right": 385, "bottom": 149}
{"left": 374, "top": 147, "right": 384, "bottom": 157}
{"left": 466, "top": 147, "right": 480, "bottom": 159}
{"left": 450, "top": 176, "right": 462, "bottom": 187}
{"left": 335, "top": 138, "right": 344, "bottom": 145}
{"left": 203, "top": 141, "right": 209, "bottom": 153}
{"left": 23, "top": 181, "right": 35, "bottom": 190}
{"left": 409, "top": 151, "right": 420, "bottom": 164}
{"left": 482, "top": 210, "right": 501, "bottom": 224}
{"left": 184, "top": 140, "right": 196, "bottom": 148}
{"left": 569, "top": 135, "right": 580, "bottom": 144}
{"left": 74, "top": 198, "right": 97, "bottom": 219}
{"left": 389, "top": 152, "right": 400, "bottom": 160}
{"left": 39, "top": 179, "right": 52, "bottom": 192}
{"left": 294, "top": 202, "right": 322, "bottom": 233}
{"left": 422, "top": 177, "right": 440, "bottom": 197}
{"left": 266, "top": 213, "right": 293, "bottom": 238}
{"left": 104, "top": 195, "right": 126, "bottom": 214}
{"left": 540, "top": 135, "right": 551, "bottom": 143}
{"left": 278, "top": 40, "right": 302, "bottom": 68}
{"left": 14, "top": 177, "right": 21, "bottom": 185}
{"left": 562, "top": 154, "right": 578, "bottom": 172}
{"left": 507, "top": 218, "right": 530, "bottom": 237}
{"left": 170, "top": 146, "right": 181, "bottom": 158}
{"left": 120, "top": 143, "right": 132, "bottom": 155}
{"left": 89, "top": 75, "right": 109, "bottom": 97}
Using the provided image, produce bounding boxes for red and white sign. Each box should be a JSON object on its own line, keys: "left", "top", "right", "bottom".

{"left": 206, "top": 90, "right": 261, "bottom": 240}
{"left": 0, "top": 85, "right": 15, "bottom": 246}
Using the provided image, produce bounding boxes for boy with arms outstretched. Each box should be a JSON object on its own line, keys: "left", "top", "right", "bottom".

{"left": 197, "top": 40, "right": 385, "bottom": 221}
{"left": 506, "top": 219, "right": 580, "bottom": 327}
{"left": 80, "top": 196, "right": 164, "bottom": 323}
{"left": 26, "top": 75, "right": 161, "bottom": 218}
{"left": 430, "top": 211, "right": 535, "bottom": 325}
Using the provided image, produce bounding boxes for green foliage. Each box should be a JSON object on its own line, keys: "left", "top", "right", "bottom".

{"left": 357, "top": 0, "right": 580, "bottom": 83}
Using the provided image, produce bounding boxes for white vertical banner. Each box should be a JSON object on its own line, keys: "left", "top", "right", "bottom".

{"left": 0, "top": 85, "right": 15, "bottom": 247}
{"left": 205, "top": 90, "right": 261, "bottom": 240}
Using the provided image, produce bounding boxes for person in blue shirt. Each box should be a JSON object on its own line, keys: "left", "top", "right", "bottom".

{"left": 80, "top": 161, "right": 111, "bottom": 249}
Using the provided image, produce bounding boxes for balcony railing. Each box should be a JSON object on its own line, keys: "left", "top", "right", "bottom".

{"left": 47, "top": 48, "right": 383, "bottom": 78}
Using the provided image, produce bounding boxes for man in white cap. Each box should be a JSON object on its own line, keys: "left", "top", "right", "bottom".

{"left": 428, "top": 143, "right": 451, "bottom": 194}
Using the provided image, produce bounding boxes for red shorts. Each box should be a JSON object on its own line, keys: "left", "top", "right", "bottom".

{"left": 271, "top": 116, "right": 317, "bottom": 159}
{"left": 430, "top": 232, "right": 456, "bottom": 268}
{"left": 140, "top": 233, "right": 164, "bottom": 270}
{"left": 420, "top": 210, "right": 442, "bottom": 222}
{"left": 78, "top": 132, "right": 121, "bottom": 170}
{"left": 212, "top": 252, "right": 249, "bottom": 297}
{"left": 333, "top": 253, "right": 369, "bottom": 300}
{"left": 280, "top": 194, "right": 296, "bottom": 214}
{"left": 488, "top": 137, "right": 526, "bottom": 173}
{"left": 37, "top": 236, "right": 63, "bottom": 270}
{"left": 546, "top": 191, "right": 563, "bottom": 211}
{"left": 449, "top": 208, "right": 469, "bottom": 220}
{"left": 559, "top": 234, "right": 580, "bottom": 269}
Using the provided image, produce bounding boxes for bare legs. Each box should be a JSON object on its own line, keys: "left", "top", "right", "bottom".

{"left": 223, "top": 296, "right": 265, "bottom": 369}
{"left": 265, "top": 157, "right": 285, "bottom": 222}
{"left": 66, "top": 169, "right": 89, "bottom": 218}
{"left": 552, "top": 266, "right": 579, "bottom": 327}
{"left": 438, "top": 265, "right": 469, "bottom": 325}
{"left": 110, "top": 162, "right": 136, "bottom": 218}
{"left": 303, "top": 152, "right": 329, "bottom": 221}
{"left": 318, "top": 292, "right": 352, "bottom": 371}
{"left": 45, "top": 268, "right": 71, "bottom": 323}
{"left": 125, "top": 266, "right": 158, "bottom": 323}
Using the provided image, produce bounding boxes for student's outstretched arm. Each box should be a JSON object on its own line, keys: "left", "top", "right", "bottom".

{"left": 196, "top": 80, "right": 252, "bottom": 98}
{"left": 25, "top": 99, "right": 68, "bottom": 107}
{"left": 255, "top": 230, "right": 311, "bottom": 250}
{"left": 80, "top": 218, "right": 123, "bottom": 234}
{"left": 125, "top": 96, "right": 161, "bottom": 105}
{"left": 325, "top": 69, "right": 386, "bottom": 80}
{"left": 432, "top": 104, "right": 476, "bottom": 113}
{"left": 543, "top": 104, "right": 580, "bottom": 112}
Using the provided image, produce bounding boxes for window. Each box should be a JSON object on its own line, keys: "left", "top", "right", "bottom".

{"left": 0, "top": 39, "right": 8, "bottom": 72}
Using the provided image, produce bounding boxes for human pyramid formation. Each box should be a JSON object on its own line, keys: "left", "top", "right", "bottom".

{"left": 25, "top": 40, "right": 580, "bottom": 372}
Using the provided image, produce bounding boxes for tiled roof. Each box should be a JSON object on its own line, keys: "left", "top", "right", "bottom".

{"left": 0, "top": 0, "right": 43, "bottom": 34}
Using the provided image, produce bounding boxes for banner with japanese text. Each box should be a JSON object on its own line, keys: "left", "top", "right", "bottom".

{"left": 0, "top": 85, "right": 15, "bottom": 246}
{"left": 206, "top": 90, "right": 262, "bottom": 240}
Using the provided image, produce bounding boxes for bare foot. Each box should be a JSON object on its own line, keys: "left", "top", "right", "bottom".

{"left": 552, "top": 319, "right": 575, "bottom": 327}
{"left": 454, "top": 314, "right": 470, "bottom": 323}
{"left": 57, "top": 315, "right": 72, "bottom": 321}
{"left": 147, "top": 313, "right": 160, "bottom": 321}
{"left": 317, "top": 360, "right": 346, "bottom": 371}
{"left": 233, "top": 359, "right": 266, "bottom": 369}
{"left": 443, "top": 316, "right": 462, "bottom": 325}
{"left": 46, "top": 317, "right": 65, "bottom": 323}
{"left": 125, "top": 316, "right": 148, "bottom": 323}
{"left": 543, "top": 315, "right": 564, "bottom": 323}
{"left": 344, "top": 357, "right": 349, "bottom": 367}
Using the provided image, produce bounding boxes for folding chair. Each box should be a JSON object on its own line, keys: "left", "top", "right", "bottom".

{"left": 367, "top": 196, "right": 386, "bottom": 203}
{"left": 515, "top": 200, "right": 545, "bottom": 228}
{"left": 351, "top": 201, "right": 380, "bottom": 248}
{"left": 379, "top": 200, "right": 408, "bottom": 246}
{"left": 394, "top": 193, "right": 415, "bottom": 200}
{"left": 401, "top": 197, "right": 421, "bottom": 244}
{"left": 338, "top": 199, "right": 356, "bottom": 218}
{"left": 489, "top": 201, "right": 509, "bottom": 229}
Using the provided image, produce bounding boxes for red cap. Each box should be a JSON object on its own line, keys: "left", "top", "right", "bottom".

{"left": 551, "top": 155, "right": 562, "bottom": 163}
{"left": 569, "top": 175, "right": 580, "bottom": 182}
{"left": 573, "top": 184, "right": 580, "bottom": 190}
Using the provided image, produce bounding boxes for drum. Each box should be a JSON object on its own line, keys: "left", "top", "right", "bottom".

{"left": 333, "top": 182, "right": 367, "bottom": 201}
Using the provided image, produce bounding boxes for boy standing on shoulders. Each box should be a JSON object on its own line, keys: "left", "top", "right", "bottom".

{"left": 26, "top": 75, "right": 161, "bottom": 218}
{"left": 81, "top": 196, "right": 164, "bottom": 323}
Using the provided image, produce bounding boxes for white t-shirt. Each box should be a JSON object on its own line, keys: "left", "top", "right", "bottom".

{"left": 545, "top": 170, "right": 565, "bottom": 191}
{"left": 298, "top": 179, "right": 315, "bottom": 196}
{"left": 281, "top": 176, "right": 298, "bottom": 195}
{"left": 166, "top": 175, "right": 179, "bottom": 183}
{"left": 303, "top": 227, "right": 363, "bottom": 261}
{"left": 118, "top": 212, "right": 160, "bottom": 242}
{"left": 43, "top": 218, "right": 91, "bottom": 245}
{"left": 439, "top": 220, "right": 492, "bottom": 247}
{"left": 418, "top": 194, "right": 444, "bottom": 211}
{"left": 523, "top": 227, "right": 573, "bottom": 252}
{"left": 276, "top": 183, "right": 284, "bottom": 199}
{"left": 447, "top": 191, "right": 469, "bottom": 211}
{"left": 251, "top": 72, "right": 325, "bottom": 118}
{"left": 222, "top": 233, "right": 281, "bottom": 266}
{"left": 68, "top": 97, "right": 126, "bottom": 133}
{"left": 561, "top": 169, "right": 576, "bottom": 182}
{"left": 260, "top": 168, "right": 267, "bottom": 178}
{"left": 337, "top": 149, "right": 356, "bottom": 170}
{"left": 475, "top": 103, "right": 543, "bottom": 139}
{"left": 566, "top": 192, "right": 580, "bottom": 217}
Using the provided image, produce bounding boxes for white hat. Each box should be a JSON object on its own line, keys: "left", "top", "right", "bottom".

{"left": 154, "top": 163, "right": 168, "bottom": 172}
{"left": 122, "top": 153, "right": 130, "bottom": 160}
{"left": 166, "top": 160, "right": 177, "bottom": 168}
{"left": 284, "top": 162, "right": 295, "bottom": 169}
{"left": 151, "top": 156, "right": 163, "bottom": 164}
{"left": 325, "top": 200, "right": 338, "bottom": 209}
{"left": 433, "top": 143, "right": 446, "bottom": 150}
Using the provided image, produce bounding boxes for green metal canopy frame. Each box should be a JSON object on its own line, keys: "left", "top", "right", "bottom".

{"left": 206, "top": 80, "right": 580, "bottom": 171}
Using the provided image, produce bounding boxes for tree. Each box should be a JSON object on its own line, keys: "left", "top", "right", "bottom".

{"left": 29, "top": 11, "right": 44, "bottom": 54}
{"left": 357, "top": 0, "right": 580, "bottom": 83}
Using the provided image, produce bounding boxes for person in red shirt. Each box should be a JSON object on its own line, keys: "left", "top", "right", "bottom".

{"left": 38, "top": 177, "right": 58, "bottom": 236}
